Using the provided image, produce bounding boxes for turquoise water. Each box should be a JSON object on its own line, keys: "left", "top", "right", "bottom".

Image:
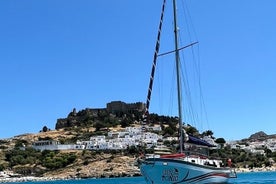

{"left": 8, "top": 172, "right": 276, "bottom": 184}
{"left": 229, "top": 172, "right": 276, "bottom": 184}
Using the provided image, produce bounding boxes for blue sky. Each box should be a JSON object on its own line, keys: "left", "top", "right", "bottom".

{"left": 0, "top": 0, "right": 275, "bottom": 140}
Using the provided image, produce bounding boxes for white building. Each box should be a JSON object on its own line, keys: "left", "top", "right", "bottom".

{"left": 32, "top": 140, "right": 85, "bottom": 151}
{"left": 31, "top": 126, "right": 163, "bottom": 151}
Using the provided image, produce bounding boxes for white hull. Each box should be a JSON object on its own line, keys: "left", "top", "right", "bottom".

{"left": 140, "top": 157, "right": 235, "bottom": 184}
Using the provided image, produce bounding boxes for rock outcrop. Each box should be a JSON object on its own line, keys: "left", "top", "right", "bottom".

{"left": 249, "top": 131, "right": 268, "bottom": 141}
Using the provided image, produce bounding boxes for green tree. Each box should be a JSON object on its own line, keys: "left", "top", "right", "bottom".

{"left": 185, "top": 125, "right": 199, "bottom": 136}
{"left": 121, "top": 118, "right": 130, "bottom": 128}
{"left": 202, "top": 130, "right": 214, "bottom": 138}
{"left": 264, "top": 147, "right": 272, "bottom": 157}
{"left": 42, "top": 126, "right": 49, "bottom": 132}
{"left": 163, "top": 127, "right": 174, "bottom": 136}
{"left": 14, "top": 140, "right": 28, "bottom": 148}
{"left": 215, "top": 138, "right": 226, "bottom": 147}
{"left": 5, "top": 147, "right": 41, "bottom": 167}
{"left": 126, "top": 145, "right": 139, "bottom": 155}
{"left": 41, "top": 151, "right": 76, "bottom": 170}
{"left": 94, "top": 122, "right": 105, "bottom": 132}
{"left": 0, "top": 164, "right": 5, "bottom": 171}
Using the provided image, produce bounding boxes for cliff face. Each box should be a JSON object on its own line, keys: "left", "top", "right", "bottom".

{"left": 55, "top": 101, "right": 145, "bottom": 130}
{"left": 55, "top": 108, "right": 106, "bottom": 129}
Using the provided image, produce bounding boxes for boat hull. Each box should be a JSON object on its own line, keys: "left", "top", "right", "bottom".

{"left": 140, "top": 158, "right": 234, "bottom": 184}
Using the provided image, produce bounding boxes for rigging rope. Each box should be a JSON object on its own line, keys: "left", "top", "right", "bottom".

{"left": 142, "top": 0, "right": 210, "bottom": 134}
{"left": 178, "top": 0, "right": 209, "bottom": 131}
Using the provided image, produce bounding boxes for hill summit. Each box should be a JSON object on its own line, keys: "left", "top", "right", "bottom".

{"left": 55, "top": 101, "right": 145, "bottom": 129}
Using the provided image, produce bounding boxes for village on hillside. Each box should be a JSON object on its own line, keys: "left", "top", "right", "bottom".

{"left": 2, "top": 101, "right": 276, "bottom": 156}
{"left": 0, "top": 101, "right": 275, "bottom": 181}
{"left": 29, "top": 125, "right": 276, "bottom": 155}
{"left": 34, "top": 101, "right": 276, "bottom": 154}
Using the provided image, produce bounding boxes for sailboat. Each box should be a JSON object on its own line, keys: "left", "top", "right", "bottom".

{"left": 138, "top": 0, "right": 237, "bottom": 183}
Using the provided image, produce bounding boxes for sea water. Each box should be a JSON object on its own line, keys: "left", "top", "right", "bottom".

{"left": 7, "top": 172, "right": 276, "bottom": 184}
{"left": 229, "top": 172, "right": 276, "bottom": 184}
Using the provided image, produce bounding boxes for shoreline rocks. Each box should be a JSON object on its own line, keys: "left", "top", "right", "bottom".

{"left": 235, "top": 166, "right": 276, "bottom": 173}
{"left": 1, "top": 166, "right": 276, "bottom": 183}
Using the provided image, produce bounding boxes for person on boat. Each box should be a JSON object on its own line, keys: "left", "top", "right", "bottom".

{"left": 227, "top": 158, "right": 232, "bottom": 167}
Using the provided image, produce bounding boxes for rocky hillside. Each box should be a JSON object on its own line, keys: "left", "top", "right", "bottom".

{"left": 0, "top": 104, "right": 180, "bottom": 178}
{"left": 55, "top": 107, "right": 144, "bottom": 132}
{"left": 56, "top": 101, "right": 146, "bottom": 130}
{"left": 0, "top": 129, "right": 141, "bottom": 178}
{"left": 43, "top": 153, "right": 140, "bottom": 179}
{"left": 0, "top": 104, "right": 275, "bottom": 178}
{"left": 239, "top": 131, "right": 276, "bottom": 142}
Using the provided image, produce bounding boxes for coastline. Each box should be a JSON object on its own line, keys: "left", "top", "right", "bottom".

{"left": 0, "top": 175, "right": 139, "bottom": 183}
{"left": 1, "top": 166, "right": 275, "bottom": 183}
{"left": 235, "top": 166, "right": 276, "bottom": 173}
{"left": 0, "top": 176, "right": 62, "bottom": 183}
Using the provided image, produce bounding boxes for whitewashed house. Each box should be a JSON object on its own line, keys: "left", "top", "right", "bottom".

{"left": 86, "top": 136, "right": 109, "bottom": 150}
{"left": 142, "top": 132, "right": 163, "bottom": 148}
{"left": 32, "top": 126, "right": 165, "bottom": 151}
{"left": 125, "top": 127, "right": 142, "bottom": 135}
{"left": 32, "top": 140, "right": 85, "bottom": 151}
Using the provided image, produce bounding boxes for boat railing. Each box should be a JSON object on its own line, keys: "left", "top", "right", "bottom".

{"left": 183, "top": 151, "right": 208, "bottom": 159}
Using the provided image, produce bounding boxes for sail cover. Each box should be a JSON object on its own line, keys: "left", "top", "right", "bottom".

{"left": 187, "top": 135, "right": 216, "bottom": 147}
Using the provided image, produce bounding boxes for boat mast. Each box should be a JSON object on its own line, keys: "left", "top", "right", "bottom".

{"left": 173, "top": 0, "right": 184, "bottom": 153}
